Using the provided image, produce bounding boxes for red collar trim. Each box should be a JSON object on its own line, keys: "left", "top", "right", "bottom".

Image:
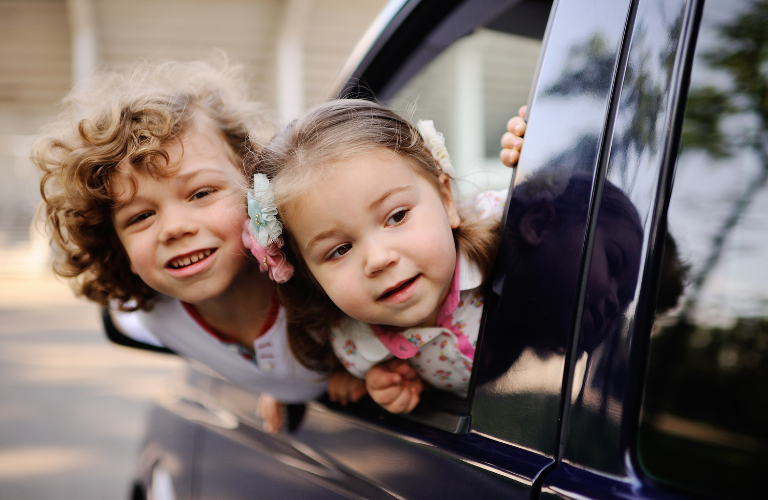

{"left": 182, "top": 301, "right": 228, "bottom": 342}
{"left": 182, "top": 290, "right": 281, "bottom": 344}
{"left": 260, "top": 290, "right": 281, "bottom": 337}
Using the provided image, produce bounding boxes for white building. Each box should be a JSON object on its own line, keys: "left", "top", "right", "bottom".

{"left": 0, "top": 0, "right": 386, "bottom": 247}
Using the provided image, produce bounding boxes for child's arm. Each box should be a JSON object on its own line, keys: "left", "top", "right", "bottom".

{"left": 327, "top": 369, "right": 368, "bottom": 406}
{"left": 365, "top": 359, "right": 424, "bottom": 414}
{"left": 257, "top": 393, "right": 285, "bottom": 434}
{"left": 500, "top": 105, "right": 527, "bottom": 168}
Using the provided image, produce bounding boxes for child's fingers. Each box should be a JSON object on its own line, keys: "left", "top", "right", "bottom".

{"left": 409, "top": 376, "right": 425, "bottom": 396}
{"left": 391, "top": 359, "right": 419, "bottom": 380}
{"left": 350, "top": 385, "right": 368, "bottom": 403}
{"left": 501, "top": 131, "right": 523, "bottom": 151}
{"left": 257, "top": 394, "right": 284, "bottom": 434}
{"left": 518, "top": 104, "right": 527, "bottom": 120}
{"left": 500, "top": 148, "right": 520, "bottom": 168}
{"left": 383, "top": 385, "right": 419, "bottom": 414}
{"left": 402, "top": 386, "right": 421, "bottom": 414}
{"left": 366, "top": 369, "right": 402, "bottom": 391}
{"left": 329, "top": 371, "right": 367, "bottom": 406}
{"left": 506, "top": 116, "right": 527, "bottom": 138}
{"left": 327, "top": 373, "right": 344, "bottom": 404}
{"left": 371, "top": 384, "right": 406, "bottom": 407}
{"left": 349, "top": 378, "right": 368, "bottom": 402}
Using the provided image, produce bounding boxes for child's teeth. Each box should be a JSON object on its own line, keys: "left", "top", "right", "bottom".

{"left": 172, "top": 250, "right": 211, "bottom": 269}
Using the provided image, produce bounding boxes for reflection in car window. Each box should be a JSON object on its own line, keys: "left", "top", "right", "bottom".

{"left": 471, "top": 0, "right": 633, "bottom": 455}
{"left": 557, "top": 0, "right": 690, "bottom": 475}
{"left": 639, "top": 0, "right": 768, "bottom": 497}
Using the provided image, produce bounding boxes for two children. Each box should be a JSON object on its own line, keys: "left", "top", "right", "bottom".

{"left": 34, "top": 59, "right": 526, "bottom": 424}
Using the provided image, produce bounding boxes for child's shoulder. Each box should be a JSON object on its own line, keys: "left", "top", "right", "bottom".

{"left": 330, "top": 317, "right": 391, "bottom": 378}
{"left": 472, "top": 189, "right": 508, "bottom": 220}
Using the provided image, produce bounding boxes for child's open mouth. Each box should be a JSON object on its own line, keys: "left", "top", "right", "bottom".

{"left": 378, "top": 276, "right": 419, "bottom": 301}
{"left": 167, "top": 249, "right": 215, "bottom": 270}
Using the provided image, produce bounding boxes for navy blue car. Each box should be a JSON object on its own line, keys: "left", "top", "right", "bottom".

{"left": 107, "top": 0, "right": 768, "bottom": 498}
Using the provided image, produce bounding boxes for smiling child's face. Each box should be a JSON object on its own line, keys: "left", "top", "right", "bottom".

{"left": 111, "top": 117, "right": 250, "bottom": 305}
{"left": 286, "top": 148, "right": 461, "bottom": 328}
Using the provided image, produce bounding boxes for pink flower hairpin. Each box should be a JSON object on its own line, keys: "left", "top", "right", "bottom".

{"left": 242, "top": 173, "right": 294, "bottom": 283}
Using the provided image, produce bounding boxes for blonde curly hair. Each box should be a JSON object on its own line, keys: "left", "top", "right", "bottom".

{"left": 33, "top": 58, "right": 269, "bottom": 311}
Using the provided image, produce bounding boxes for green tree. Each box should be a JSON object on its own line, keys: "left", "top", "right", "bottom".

{"left": 678, "top": 0, "right": 768, "bottom": 316}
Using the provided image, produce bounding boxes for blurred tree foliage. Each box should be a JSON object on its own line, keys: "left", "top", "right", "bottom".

{"left": 641, "top": 2, "right": 768, "bottom": 497}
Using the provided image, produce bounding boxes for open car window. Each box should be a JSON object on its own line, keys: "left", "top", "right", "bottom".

{"left": 331, "top": 0, "right": 554, "bottom": 434}
{"left": 388, "top": 27, "right": 542, "bottom": 194}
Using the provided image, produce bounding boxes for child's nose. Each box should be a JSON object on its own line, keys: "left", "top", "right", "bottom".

{"left": 363, "top": 244, "right": 399, "bottom": 277}
{"left": 159, "top": 209, "right": 198, "bottom": 242}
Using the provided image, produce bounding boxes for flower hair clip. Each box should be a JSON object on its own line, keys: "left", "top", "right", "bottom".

{"left": 416, "top": 120, "right": 457, "bottom": 177}
{"left": 242, "top": 173, "right": 294, "bottom": 283}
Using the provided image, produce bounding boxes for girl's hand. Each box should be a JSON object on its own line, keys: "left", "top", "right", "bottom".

{"left": 365, "top": 359, "right": 424, "bottom": 414}
{"left": 328, "top": 369, "right": 367, "bottom": 406}
{"left": 500, "top": 105, "right": 527, "bottom": 167}
{"left": 257, "top": 393, "right": 285, "bottom": 434}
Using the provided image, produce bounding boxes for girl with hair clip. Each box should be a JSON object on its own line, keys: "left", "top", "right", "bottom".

{"left": 34, "top": 57, "right": 527, "bottom": 426}
{"left": 249, "top": 99, "right": 525, "bottom": 414}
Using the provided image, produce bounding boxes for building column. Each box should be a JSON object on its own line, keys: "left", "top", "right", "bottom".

{"left": 66, "top": 0, "right": 97, "bottom": 85}
{"left": 277, "top": 0, "right": 313, "bottom": 124}
{"left": 453, "top": 39, "right": 485, "bottom": 177}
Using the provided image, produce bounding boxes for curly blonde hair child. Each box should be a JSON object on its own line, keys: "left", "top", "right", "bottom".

{"left": 34, "top": 59, "right": 268, "bottom": 311}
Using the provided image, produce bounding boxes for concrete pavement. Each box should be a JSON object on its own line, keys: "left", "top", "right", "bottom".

{"left": 0, "top": 283, "right": 182, "bottom": 499}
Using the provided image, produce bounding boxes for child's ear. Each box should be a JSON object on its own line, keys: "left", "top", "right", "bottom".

{"left": 519, "top": 203, "right": 555, "bottom": 246}
{"left": 438, "top": 173, "right": 461, "bottom": 229}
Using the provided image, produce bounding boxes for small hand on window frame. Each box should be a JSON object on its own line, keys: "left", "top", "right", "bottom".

{"left": 500, "top": 105, "right": 527, "bottom": 168}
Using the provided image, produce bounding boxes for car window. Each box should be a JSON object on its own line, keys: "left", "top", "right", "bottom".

{"left": 638, "top": 0, "right": 768, "bottom": 497}
{"left": 388, "top": 27, "right": 542, "bottom": 193}
{"left": 339, "top": 0, "right": 554, "bottom": 434}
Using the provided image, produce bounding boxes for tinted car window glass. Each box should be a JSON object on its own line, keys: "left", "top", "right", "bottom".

{"left": 638, "top": 0, "right": 768, "bottom": 497}
{"left": 471, "top": 0, "right": 633, "bottom": 454}
{"left": 558, "top": 0, "right": 691, "bottom": 475}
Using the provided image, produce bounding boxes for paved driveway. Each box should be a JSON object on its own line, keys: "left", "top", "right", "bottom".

{"left": 0, "top": 287, "right": 182, "bottom": 500}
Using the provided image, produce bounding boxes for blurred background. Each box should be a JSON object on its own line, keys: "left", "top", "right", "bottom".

{"left": 0, "top": 0, "right": 386, "bottom": 498}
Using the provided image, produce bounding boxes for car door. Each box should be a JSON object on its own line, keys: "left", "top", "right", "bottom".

{"left": 537, "top": 0, "right": 768, "bottom": 498}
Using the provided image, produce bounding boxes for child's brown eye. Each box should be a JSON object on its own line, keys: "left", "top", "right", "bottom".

{"left": 191, "top": 187, "right": 215, "bottom": 200}
{"left": 128, "top": 212, "right": 153, "bottom": 226}
{"left": 386, "top": 209, "right": 409, "bottom": 226}
{"left": 329, "top": 244, "right": 352, "bottom": 260}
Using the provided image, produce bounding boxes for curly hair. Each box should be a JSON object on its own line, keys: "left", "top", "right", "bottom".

{"left": 33, "top": 58, "right": 269, "bottom": 311}
{"left": 253, "top": 99, "right": 502, "bottom": 371}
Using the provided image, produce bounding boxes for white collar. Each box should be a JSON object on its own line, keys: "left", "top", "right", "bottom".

{"left": 458, "top": 250, "right": 483, "bottom": 291}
